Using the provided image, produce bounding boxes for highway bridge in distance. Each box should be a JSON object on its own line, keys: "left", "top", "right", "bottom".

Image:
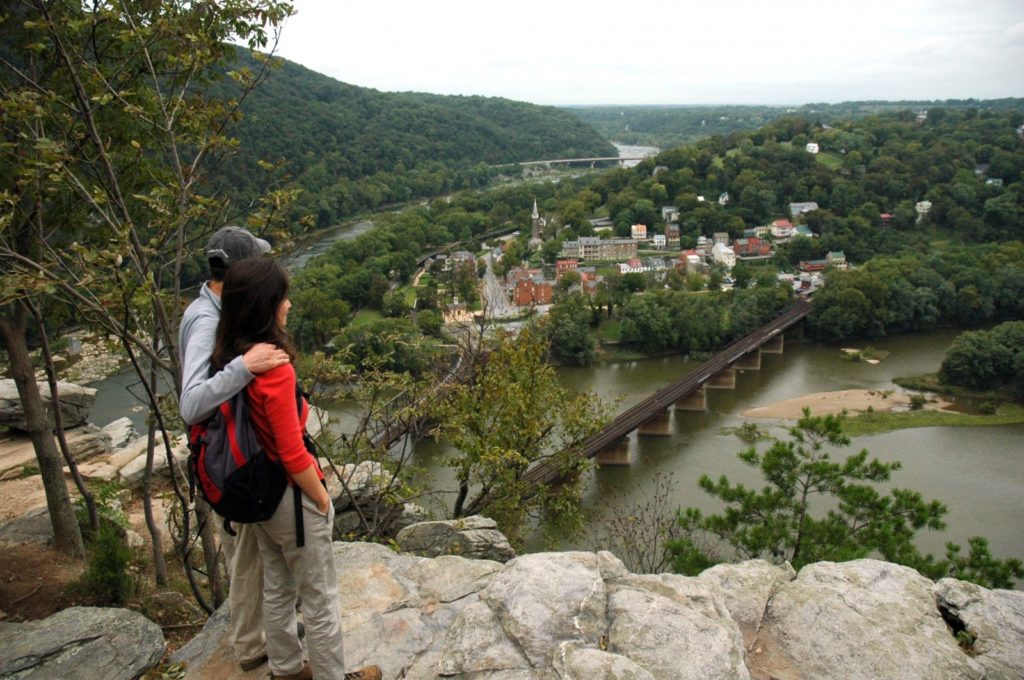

{"left": 491, "top": 156, "right": 648, "bottom": 168}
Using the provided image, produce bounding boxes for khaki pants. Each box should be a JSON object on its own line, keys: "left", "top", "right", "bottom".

{"left": 217, "top": 515, "right": 265, "bottom": 663}
{"left": 253, "top": 489, "right": 346, "bottom": 679}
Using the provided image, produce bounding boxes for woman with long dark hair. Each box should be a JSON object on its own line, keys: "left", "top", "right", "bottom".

{"left": 213, "top": 258, "right": 380, "bottom": 680}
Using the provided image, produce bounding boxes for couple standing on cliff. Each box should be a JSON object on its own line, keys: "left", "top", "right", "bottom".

{"left": 178, "top": 226, "right": 382, "bottom": 680}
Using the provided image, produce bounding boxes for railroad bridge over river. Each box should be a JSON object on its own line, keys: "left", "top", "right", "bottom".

{"left": 522, "top": 298, "right": 813, "bottom": 487}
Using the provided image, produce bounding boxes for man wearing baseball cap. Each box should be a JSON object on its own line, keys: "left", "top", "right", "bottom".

{"left": 179, "top": 225, "right": 288, "bottom": 671}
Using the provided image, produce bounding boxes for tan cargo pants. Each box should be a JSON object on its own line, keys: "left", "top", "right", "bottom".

{"left": 217, "top": 515, "right": 265, "bottom": 664}
{"left": 253, "top": 489, "right": 346, "bottom": 679}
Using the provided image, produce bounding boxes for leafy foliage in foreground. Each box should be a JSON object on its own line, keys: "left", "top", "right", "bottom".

{"left": 436, "top": 328, "right": 613, "bottom": 546}
{"left": 668, "top": 410, "right": 1023, "bottom": 588}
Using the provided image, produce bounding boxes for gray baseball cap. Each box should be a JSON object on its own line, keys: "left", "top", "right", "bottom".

{"left": 205, "top": 226, "right": 271, "bottom": 268}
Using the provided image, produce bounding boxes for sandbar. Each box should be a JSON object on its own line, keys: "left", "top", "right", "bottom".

{"left": 741, "top": 389, "right": 952, "bottom": 419}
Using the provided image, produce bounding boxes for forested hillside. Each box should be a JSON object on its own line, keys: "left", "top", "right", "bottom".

{"left": 218, "top": 50, "right": 616, "bottom": 228}
{"left": 569, "top": 99, "right": 1024, "bottom": 149}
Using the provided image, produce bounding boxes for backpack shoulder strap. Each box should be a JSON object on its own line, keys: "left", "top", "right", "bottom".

{"left": 294, "top": 379, "right": 308, "bottom": 548}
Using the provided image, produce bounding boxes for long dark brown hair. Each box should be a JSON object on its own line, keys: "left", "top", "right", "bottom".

{"left": 211, "top": 258, "right": 297, "bottom": 371}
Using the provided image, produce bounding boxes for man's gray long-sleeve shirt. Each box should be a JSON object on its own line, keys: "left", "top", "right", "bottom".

{"left": 178, "top": 282, "right": 253, "bottom": 425}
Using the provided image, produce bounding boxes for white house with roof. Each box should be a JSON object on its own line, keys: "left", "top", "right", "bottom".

{"left": 651, "top": 234, "right": 667, "bottom": 249}
{"left": 712, "top": 242, "right": 736, "bottom": 270}
{"left": 771, "top": 219, "right": 795, "bottom": 239}
{"left": 826, "top": 251, "right": 848, "bottom": 269}
{"left": 661, "top": 206, "right": 679, "bottom": 224}
{"left": 806, "top": 143, "right": 820, "bottom": 154}
{"left": 915, "top": 200, "right": 932, "bottom": 223}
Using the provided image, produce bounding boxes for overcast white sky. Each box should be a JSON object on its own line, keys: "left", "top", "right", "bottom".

{"left": 271, "top": 0, "right": 1024, "bottom": 106}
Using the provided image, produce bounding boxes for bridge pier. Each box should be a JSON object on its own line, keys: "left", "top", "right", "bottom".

{"left": 675, "top": 387, "right": 706, "bottom": 411}
{"left": 595, "top": 437, "right": 631, "bottom": 466}
{"left": 706, "top": 367, "right": 736, "bottom": 389}
{"left": 762, "top": 334, "right": 784, "bottom": 354}
{"left": 735, "top": 348, "right": 761, "bottom": 370}
{"left": 637, "top": 409, "right": 672, "bottom": 436}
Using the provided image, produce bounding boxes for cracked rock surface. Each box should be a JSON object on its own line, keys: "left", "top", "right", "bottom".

{"left": 173, "top": 545, "right": 1024, "bottom": 680}
{"left": 0, "top": 606, "right": 165, "bottom": 680}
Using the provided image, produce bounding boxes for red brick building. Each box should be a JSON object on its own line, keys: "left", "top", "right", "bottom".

{"left": 555, "top": 259, "right": 579, "bottom": 280}
{"left": 514, "top": 278, "right": 552, "bottom": 306}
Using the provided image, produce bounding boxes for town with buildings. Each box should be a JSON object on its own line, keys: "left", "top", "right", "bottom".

{"left": 448, "top": 195, "right": 858, "bottom": 319}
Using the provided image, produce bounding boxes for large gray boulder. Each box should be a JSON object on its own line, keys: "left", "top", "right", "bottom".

{"left": 172, "top": 547, "right": 1023, "bottom": 680}
{"left": 396, "top": 515, "right": 516, "bottom": 562}
{"left": 752, "top": 559, "right": 987, "bottom": 679}
{"left": 64, "top": 425, "right": 112, "bottom": 460}
{"left": 0, "top": 606, "right": 165, "bottom": 680}
{"left": 934, "top": 577, "right": 1024, "bottom": 679}
{"left": 101, "top": 417, "right": 138, "bottom": 450}
{"left": 0, "top": 378, "right": 96, "bottom": 430}
{"left": 177, "top": 542, "right": 505, "bottom": 680}
{"left": 0, "top": 506, "right": 52, "bottom": 546}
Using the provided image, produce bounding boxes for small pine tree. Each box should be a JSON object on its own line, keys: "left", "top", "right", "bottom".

{"left": 667, "top": 408, "right": 1022, "bottom": 588}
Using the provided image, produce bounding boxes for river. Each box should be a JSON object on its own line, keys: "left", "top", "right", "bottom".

{"left": 403, "top": 328, "right": 1024, "bottom": 571}
{"left": 613, "top": 143, "right": 659, "bottom": 168}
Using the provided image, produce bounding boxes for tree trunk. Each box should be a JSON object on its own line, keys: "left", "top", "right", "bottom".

{"left": 143, "top": 354, "right": 168, "bottom": 586}
{"left": 453, "top": 480, "right": 469, "bottom": 518}
{"left": 195, "top": 498, "right": 225, "bottom": 607}
{"left": 0, "top": 305, "right": 85, "bottom": 558}
{"left": 143, "top": 420, "right": 169, "bottom": 586}
{"left": 27, "top": 299, "right": 99, "bottom": 532}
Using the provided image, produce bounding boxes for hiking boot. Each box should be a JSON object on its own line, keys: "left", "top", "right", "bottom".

{"left": 344, "top": 666, "right": 383, "bottom": 680}
{"left": 239, "top": 653, "right": 267, "bottom": 672}
{"left": 271, "top": 663, "right": 312, "bottom": 680}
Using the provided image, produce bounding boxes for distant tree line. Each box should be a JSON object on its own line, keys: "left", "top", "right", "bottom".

{"left": 569, "top": 98, "right": 1024, "bottom": 150}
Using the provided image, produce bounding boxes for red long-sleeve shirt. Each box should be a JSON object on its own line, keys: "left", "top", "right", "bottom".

{"left": 247, "top": 363, "right": 323, "bottom": 482}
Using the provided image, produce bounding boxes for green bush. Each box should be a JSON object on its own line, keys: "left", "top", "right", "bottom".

{"left": 72, "top": 523, "right": 133, "bottom": 606}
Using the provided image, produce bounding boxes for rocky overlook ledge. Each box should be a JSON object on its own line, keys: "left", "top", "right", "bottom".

{"left": 1, "top": 542, "right": 1022, "bottom": 679}
{"left": 166, "top": 544, "right": 1021, "bottom": 680}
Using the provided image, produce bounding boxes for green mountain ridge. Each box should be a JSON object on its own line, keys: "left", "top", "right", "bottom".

{"left": 220, "top": 50, "right": 616, "bottom": 227}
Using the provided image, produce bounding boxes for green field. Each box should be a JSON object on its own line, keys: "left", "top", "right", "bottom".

{"left": 815, "top": 152, "right": 843, "bottom": 170}
{"left": 843, "top": 403, "right": 1024, "bottom": 436}
{"left": 349, "top": 309, "right": 383, "bottom": 328}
